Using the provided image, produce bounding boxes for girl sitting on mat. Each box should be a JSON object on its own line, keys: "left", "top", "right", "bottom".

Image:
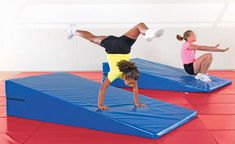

{"left": 177, "top": 30, "right": 229, "bottom": 82}
{"left": 67, "top": 22, "right": 164, "bottom": 110}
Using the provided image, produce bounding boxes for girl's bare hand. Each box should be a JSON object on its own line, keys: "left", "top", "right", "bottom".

{"left": 222, "top": 47, "right": 230, "bottom": 52}
{"left": 134, "top": 103, "right": 147, "bottom": 107}
{"left": 98, "top": 105, "right": 109, "bottom": 111}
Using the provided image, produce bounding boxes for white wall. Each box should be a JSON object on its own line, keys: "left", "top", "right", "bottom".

{"left": 0, "top": 0, "right": 235, "bottom": 71}
{"left": 0, "top": 26, "right": 234, "bottom": 71}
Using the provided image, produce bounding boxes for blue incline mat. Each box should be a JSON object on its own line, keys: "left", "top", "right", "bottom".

{"left": 103, "top": 58, "right": 232, "bottom": 92}
{"left": 6, "top": 73, "right": 196, "bottom": 139}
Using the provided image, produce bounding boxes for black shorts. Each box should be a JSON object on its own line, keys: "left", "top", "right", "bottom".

{"left": 100, "top": 35, "right": 136, "bottom": 54}
{"left": 183, "top": 63, "right": 195, "bottom": 75}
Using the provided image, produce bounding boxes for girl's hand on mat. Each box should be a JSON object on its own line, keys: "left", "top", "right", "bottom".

{"left": 134, "top": 103, "right": 147, "bottom": 107}
{"left": 98, "top": 105, "right": 109, "bottom": 111}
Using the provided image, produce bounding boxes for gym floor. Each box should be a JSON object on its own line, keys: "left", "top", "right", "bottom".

{"left": 0, "top": 71, "right": 234, "bottom": 144}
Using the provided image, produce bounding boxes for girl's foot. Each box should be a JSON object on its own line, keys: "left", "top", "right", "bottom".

{"left": 195, "top": 73, "right": 211, "bottom": 82}
{"left": 67, "top": 24, "right": 77, "bottom": 40}
{"left": 195, "top": 73, "right": 203, "bottom": 80}
{"left": 144, "top": 28, "right": 164, "bottom": 41}
{"left": 202, "top": 74, "right": 212, "bottom": 82}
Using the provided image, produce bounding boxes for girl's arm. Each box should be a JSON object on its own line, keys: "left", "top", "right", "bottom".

{"left": 98, "top": 78, "right": 111, "bottom": 110}
{"left": 132, "top": 83, "right": 146, "bottom": 107}
{"left": 189, "top": 44, "right": 229, "bottom": 52}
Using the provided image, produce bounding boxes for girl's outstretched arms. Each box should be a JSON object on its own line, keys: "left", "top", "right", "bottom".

{"left": 188, "top": 43, "right": 230, "bottom": 52}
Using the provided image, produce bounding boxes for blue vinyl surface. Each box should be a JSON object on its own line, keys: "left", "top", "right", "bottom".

{"left": 102, "top": 58, "right": 232, "bottom": 92}
{"left": 6, "top": 73, "right": 196, "bottom": 138}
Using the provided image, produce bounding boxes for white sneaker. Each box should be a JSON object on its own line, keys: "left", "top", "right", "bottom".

{"left": 67, "top": 24, "right": 77, "bottom": 40}
{"left": 202, "top": 74, "right": 212, "bottom": 82}
{"left": 144, "top": 28, "right": 164, "bottom": 41}
{"left": 195, "top": 73, "right": 212, "bottom": 82}
{"left": 195, "top": 73, "right": 203, "bottom": 80}
{"left": 195, "top": 73, "right": 207, "bottom": 82}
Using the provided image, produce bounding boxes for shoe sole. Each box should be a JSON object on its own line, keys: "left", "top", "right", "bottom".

{"left": 155, "top": 28, "right": 164, "bottom": 38}
{"left": 67, "top": 24, "right": 76, "bottom": 40}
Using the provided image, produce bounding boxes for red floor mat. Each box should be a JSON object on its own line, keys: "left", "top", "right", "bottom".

{"left": 174, "top": 117, "right": 207, "bottom": 131}
{"left": 192, "top": 104, "right": 235, "bottom": 115}
{"left": 24, "top": 122, "right": 162, "bottom": 144}
{"left": 0, "top": 116, "right": 43, "bottom": 144}
{"left": 23, "top": 121, "right": 216, "bottom": 144}
{"left": 199, "top": 115, "right": 235, "bottom": 130}
{"left": 210, "top": 130, "right": 235, "bottom": 144}
{"left": 24, "top": 131, "right": 161, "bottom": 144}
{"left": 185, "top": 93, "right": 235, "bottom": 104}
{"left": 0, "top": 133, "right": 33, "bottom": 144}
{"left": 0, "top": 106, "right": 6, "bottom": 118}
{"left": 159, "top": 130, "right": 217, "bottom": 144}
{"left": 0, "top": 117, "right": 43, "bottom": 133}
{"left": 0, "top": 97, "right": 6, "bottom": 106}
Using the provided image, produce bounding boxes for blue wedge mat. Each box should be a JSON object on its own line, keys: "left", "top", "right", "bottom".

{"left": 6, "top": 73, "right": 196, "bottom": 139}
{"left": 102, "top": 58, "right": 232, "bottom": 92}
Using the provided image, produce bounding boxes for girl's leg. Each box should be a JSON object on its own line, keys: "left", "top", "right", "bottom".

{"left": 75, "top": 30, "right": 107, "bottom": 45}
{"left": 123, "top": 22, "right": 149, "bottom": 40}
{"left": 200, "top": 59, "right": 209, "bottom": 73}
{"left": 193, "top": 53, "right": 212, "bottom": 74}
{"left": 204, "top": 53, "right": 213, "bottom": 72}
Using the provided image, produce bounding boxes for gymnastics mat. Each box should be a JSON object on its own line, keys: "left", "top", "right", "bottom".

{"left": 6, "top": 73, "right": 196, "bottom": 139}
{"left": 102, "top": 58, "right": 232, "bottom": 92}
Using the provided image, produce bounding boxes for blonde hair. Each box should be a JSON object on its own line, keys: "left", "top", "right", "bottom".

{"left": 176, "top": 30, "right": 193, "bottom": 41}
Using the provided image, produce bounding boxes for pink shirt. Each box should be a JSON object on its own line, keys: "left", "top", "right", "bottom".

{"left": 181, "top": 42, "right": 196, "bottom": 64}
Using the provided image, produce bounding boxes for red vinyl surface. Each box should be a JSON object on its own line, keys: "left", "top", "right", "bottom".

{"left": 0, "top": 70, "right": 234, "bottom": 144}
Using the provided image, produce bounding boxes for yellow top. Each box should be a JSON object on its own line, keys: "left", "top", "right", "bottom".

{"left": 107, "top": 53, "right": 131, "bottom": 82}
